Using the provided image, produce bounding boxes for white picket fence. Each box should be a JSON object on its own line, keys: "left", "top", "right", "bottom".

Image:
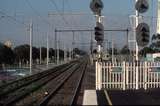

{"left": 96, "top": 61, "right": 160, "bottom": 90}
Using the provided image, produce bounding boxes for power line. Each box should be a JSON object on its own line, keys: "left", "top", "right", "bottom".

{"left": 65, "top": 1, "right": 85, "bottom": 28}
{"left": 25, "top": 0, "right": 50, "bottom": 25}
{"left": 65, "top": 0, "right": 87, "bottom": 46}
{"left": 49, "top": 0, "right": 69, "bottom": 25}
{"left": 0, "top": 10, "right": 28, "bottom": 27}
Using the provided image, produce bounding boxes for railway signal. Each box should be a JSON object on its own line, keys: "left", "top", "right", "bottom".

{"left": 136, "top": 23, "right": 150, "bottom": 47}
{"left": 135, "top": 0, "right": 150, "bottom": 47}
{"left": 135, "top": 0, "right": 149, "bottom": 13}
{"left": 90, "top": 0, "right": 104, "bottom": 60}
{"left": 90, "top": 0, "right": 103, "bottom": 15}
{"left": 95, "top": 22, "right": 104, "bottom": 45}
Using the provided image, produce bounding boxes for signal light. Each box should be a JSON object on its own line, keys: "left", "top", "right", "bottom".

{"left": 136, "top": 23, "right": 150, "bottom": 47}
{"left": 95, "top": 22, "right": 104, "bottom": 45}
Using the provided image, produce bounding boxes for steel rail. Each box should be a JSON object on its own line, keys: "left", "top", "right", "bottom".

{"left": 38, "top": 61, "right": 84, "bottom": 106}
{"left": 0, "top": 62, "right": 77, "bottom": 106}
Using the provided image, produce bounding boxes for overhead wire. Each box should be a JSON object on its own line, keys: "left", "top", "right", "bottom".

{"left": 49, "top": 0, "right": 70, "bottom": 25}
{"left": 25, "top": 0, "right": 50, "bottom": 25}
{"left": 65, "top": 0, "right": 89, "bottom": 49}
{"left": 25, "top": 0, "right": 51, "bottom": 47}
{"left": 49, "top": 0, "right": 76, "bottom": 51}
{"left": 0, "top": 9, "right": 30, "bottom": 47}
{"left": 0, "top": 9, "right": 28, "bottom": 27}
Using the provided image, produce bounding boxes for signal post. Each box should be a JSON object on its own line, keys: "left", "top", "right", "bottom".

{"left": 90, "top": 0, "right": 104, "bottom": 90}
{"left": 135, "top": 0, "right": 149, "bottom": 90}
{"left": 90, "top": 0, "right": 104, "bottom": 61}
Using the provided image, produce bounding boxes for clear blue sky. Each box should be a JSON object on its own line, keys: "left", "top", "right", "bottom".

{"left": 0, "top": 0, "right": 157, "bottom": 51}
{"left": 0, "top": 0, "right": 136, "bottom": 16}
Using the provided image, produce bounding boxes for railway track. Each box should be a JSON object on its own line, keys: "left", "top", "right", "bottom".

{"left": 0, "top": 62, "right": 75, "bottom": 98}
{"left": 0, "top": 57, "right": 89, "bottom": 106}
{"left": 0, "top": 60, "right": 80, "bottom": 106}
{"left": 38, "top": 59, "right": 88, "bottom": 106}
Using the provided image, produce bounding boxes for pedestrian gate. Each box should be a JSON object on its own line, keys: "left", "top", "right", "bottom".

{"left": 96, "top": 61, "right": 160, "bottom": 90}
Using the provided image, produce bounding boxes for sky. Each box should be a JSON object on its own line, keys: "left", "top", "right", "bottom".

{"left": 0, "top": 0, "right": 158, "bottom": 51}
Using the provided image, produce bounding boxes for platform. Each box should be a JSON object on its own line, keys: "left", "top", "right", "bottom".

{"left": 83, "top": 90, "right": 108, "bottom": 105}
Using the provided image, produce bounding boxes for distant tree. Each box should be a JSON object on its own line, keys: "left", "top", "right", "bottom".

{"left": 0, "top": 43, "right": 6, "bottom": 64}
{"left": 14, "top": 44, "right": 39, "bottom": 64}
{"left": 108, "top": 48, "right": 118, "bottom": 55}
{"left": 32, "top": 47, "right": 39, "bottom": 60}
{"left": 139, "top": 47, "right": 154, "bottom": 57}
{"left": 49, "top": 48, "right": 55, "bottom": 59}
{"left": 73, "top": 48, "right": 86, "bottom": 55}
{"left": 14, "top": 44, "right": 30, "bottom": 63}
{"left": 40, "top": 47, "right": 47, "bottom": 60}
{"left": 154, "top": 57, "right": 160, "bottom": 62}
{"left": 59, "top": 49, "right": 64, "bottom": 59}
{"left": 150, "top": 33, "right": 160, "bottom": 52}
{"left": 0, "top": 43, "right": 15, "bottom": 64}
{"left": 73, "top": 48, "right": 80, "bottom": 55}
{"left": 120, "top": 45, "right": 130, "bottom": 55}
{"left": 66, "top": 51, "right": 70, "bottom": 57}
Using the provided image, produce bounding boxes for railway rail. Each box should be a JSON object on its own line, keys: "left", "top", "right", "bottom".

{"left": 0, "top": 62, "right": 75, "bottom": 98}
{"left": 0, "top": 57, "right": 88, "bottom": 106}
{"left": 39, "top": 59, "right": 88, "bottom": 106}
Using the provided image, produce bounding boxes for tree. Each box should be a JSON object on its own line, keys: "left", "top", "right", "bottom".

{"left": 150, "top": 33, "right": 160, "bottom": 51}
{"left": 108, "top": 48, "right": 118, "bottom": 55}
{"left": 14, "top": 44, "right": 39, "bottom": 64}
{"left": 59, "top": 49, "right": 64, "bottom": 59}
{"left": 0, "top": 43, "right": 6, "bottom": 64}
{"left": 49, "top": 48, "right": 55, "bottom": 59}
{"left": 40, "top": 47, "right": 47, "bottom": 60}
{"left": 73, "top": 48, "right": 86, "bottom": 55}
{"left": 14, "top": 44, "right": 30, "bottom": 63}
{"left": 0, "top": 43, "right": 15, "bottom": 64}
{"left": 120, "top": 45, "right": 130, "bottom": 55}
{"left": 139, "top": 47, "right": 154, "bottom": 57}
{"left": 32, "top": 47, "right": 39, "bottom": 61}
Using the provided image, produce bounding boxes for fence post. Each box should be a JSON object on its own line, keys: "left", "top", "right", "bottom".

{"left": 136, "top": 61, "right": 139, "bottom": 90}
{"left": 123, "top": 61, "right": 126, "bottom": 90}
{"left": 96, "top": 61, "right": 102, "bottom": 90}
{"left": 96, "top": 61, "right": 98, "bottom": 89}
{"left": 144, "top": 62, "right": 147, "bottom": 90}
{"left": 126, "top": 62, "right": 128, "bottom": 89}
{"left": 99, "top": 62, "right": 102, "bottom": 90}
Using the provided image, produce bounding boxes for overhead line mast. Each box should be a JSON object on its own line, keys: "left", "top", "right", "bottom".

{"left": 157, "top": 0, "right": 160, "bottom": 34}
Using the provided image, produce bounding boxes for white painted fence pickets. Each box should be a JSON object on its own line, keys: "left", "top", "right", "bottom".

{"left": 96, "top": 61, "right": 160, "bottom": 90}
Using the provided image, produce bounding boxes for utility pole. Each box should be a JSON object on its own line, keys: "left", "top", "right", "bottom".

{"left": 72, "top": 31, "right": 75, "bottom": 59}
{"left": 62, "top": 43, "right": 66, "bottom": 63}
{"left": 57, "top": 37, "right": 60, "bottom": 65}
{"left": 157, "top": 0, "right": 160, "bottom": 34}
{"left": 135, "top": 0, "right": 139, "bottom": 90}
{"left": 112, "top": 36, "right": 114, "bottom": 63}
{"left": 54, "top": 29, "right": 59, "bottom": 65}
{"left": 90, "top": 31, "right": 93, "bottom": 55}
{"left": 55, "top": 29, "right": 57, "bottom": 64}
{"left": 47, "top": 34, "right": 49, "bottom": 66}
{"left": 62, "top": 43, "right": 64, "bottom": 62}
{"left": 64, "top": 44, "right": 67, "bottom": 63}
{"left": 40, "top": 47, "right": 42, "bottom": 64}
{"left": 29, "top": 20, "right": 33, "bottom": 75}
{"left": 135, "top": 0, "right": 139, "bottom": 61}
{"left": 69, "top": 48, "right": 72, "bottom": 60}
